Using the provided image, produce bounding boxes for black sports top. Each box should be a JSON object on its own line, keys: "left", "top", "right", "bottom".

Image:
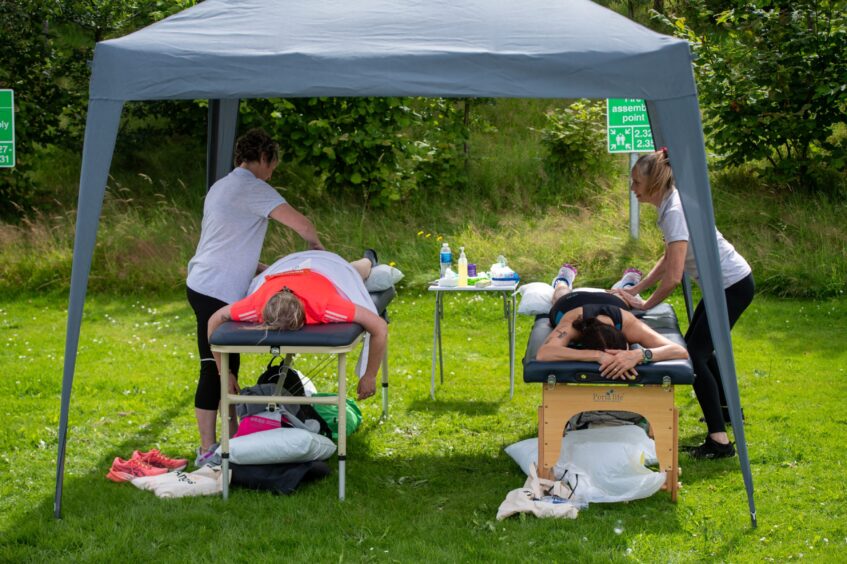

{"left": 548, "top": 291, "right": 627, "bottom": 328}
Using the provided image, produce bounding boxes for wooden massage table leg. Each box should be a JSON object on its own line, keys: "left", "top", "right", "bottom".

{"left": 538, "top": 384, "right": 679, "bottom": 500}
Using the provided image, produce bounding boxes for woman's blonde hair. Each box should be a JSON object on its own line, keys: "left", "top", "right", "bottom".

{"left": 633, "top": 148, "right": 674, "bottom": 199}
{"left": 261, "top": 288, "right": 305, "bottom": 331}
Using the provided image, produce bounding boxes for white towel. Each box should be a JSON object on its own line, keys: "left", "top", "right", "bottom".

{"left": 248, "top": 251, "right": 377, "bottom": 377}
{"left": 131, "top": 465, "right": 227, "bottom": 499}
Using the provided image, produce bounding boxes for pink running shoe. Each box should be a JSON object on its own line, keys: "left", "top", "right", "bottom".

{"left": 132, "top": 449, "right": 188, "bottom": 472}
{"left": 105, "top": 456, "right": 169, "bottom": 483}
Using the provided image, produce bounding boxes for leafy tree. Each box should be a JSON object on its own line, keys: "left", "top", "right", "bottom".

{"left": 663, "top": 1, "right": 847, "bottom": 194}
{"left": 242, "top": 97, "right": 469, "bottom": 207}
{"left": 0, "top": 1, "right": 199, "bottom": 216}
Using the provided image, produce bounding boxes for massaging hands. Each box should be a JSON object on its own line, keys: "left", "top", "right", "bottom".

{"left": 610, "top": 288, "right": 647, "bottom": 310}
{"left": 599, "top": 350, "right": 640, "bottom": 380}
{"left": 357, "top": 373, "right": 376, "bottom": 401}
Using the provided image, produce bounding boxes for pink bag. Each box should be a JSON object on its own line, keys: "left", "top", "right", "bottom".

{"left": 235, "top": 415, "right": 281, "bottom": 438}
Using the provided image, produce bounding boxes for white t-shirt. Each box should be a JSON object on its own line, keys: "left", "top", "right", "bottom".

{"left": 187, "top": 167, "right": 286, "bottom": 303}
{"left": 657, "top": 188, "right": 751, "bottom": 289}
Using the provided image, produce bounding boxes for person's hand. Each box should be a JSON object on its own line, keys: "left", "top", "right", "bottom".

{"left": 228, "top": 371, "right": 241, "bottom": 395}
{"left": 256, "top": 262, "right": 268, "bottom": 274}
{"left": 610, "top": 289, "right": 646, "bottom": 310}
{"left": 599, "top": 349, "right": 639, "bottom": 380}
{"left": 357, "top": 374, "right": 376, "bottom": 401}
{"left": 310, "top": 241, "right": 326, "bottom": 251}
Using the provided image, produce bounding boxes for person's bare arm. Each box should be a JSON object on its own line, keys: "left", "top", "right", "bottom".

{"left": 626, "top": 254, "right": 666, "bottom": 296}
{"left": 615, "top": 241, "right": 687, "bottom": 310}
{"left": 352, "top": 305, "right": 388, "bottom": 401}
{"left": 537, "top": 319, "right": 597, "bottom": 362}
{"left": 207, "top": 305, "right": 232, "bottom": 375}
{"left": 599, "top": 313, "right": 688, "bottom": 379}
{"left": 622, "top": 314, "right": 689, "bottom": 362}
{"left": 269, "top": 203, "right": 324, "bottom": 250}
{"left": 206, "top": 304, "right": 240, "bottom": 394}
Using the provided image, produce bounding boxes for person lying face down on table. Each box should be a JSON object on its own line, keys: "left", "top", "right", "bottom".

{"left": 206, "top": 250, "right": 388, "bottom": 402}
{"left": 536, "top": 263, "right": 688, "bottom": 378}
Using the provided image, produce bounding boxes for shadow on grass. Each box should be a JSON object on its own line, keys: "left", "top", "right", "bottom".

{"left": 5, "top": 448, "right": 700, "bottom": 562}
{"left": 405, "top": 398, "right": 504, "bottom": 415}
{"left": 62, "top": 399, "right": 189, "bottom": 517}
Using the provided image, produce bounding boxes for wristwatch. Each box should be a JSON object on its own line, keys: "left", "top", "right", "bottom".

{"left": 641, "top": 348, "right": 653, "bottom": 364}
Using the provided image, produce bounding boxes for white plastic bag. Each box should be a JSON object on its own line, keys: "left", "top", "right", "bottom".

{"left": 555, "top": 426, "right": 666, "bottom": 503}
{"left": 505, "top": 426, "right": 665, "bottom": 504}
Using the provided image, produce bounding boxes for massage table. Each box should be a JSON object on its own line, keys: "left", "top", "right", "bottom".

{"left": 210, "top": 287, "right": 395, "bottom": 500}
{"left": 522, "top": 303, "right": 694, "bottom": 500}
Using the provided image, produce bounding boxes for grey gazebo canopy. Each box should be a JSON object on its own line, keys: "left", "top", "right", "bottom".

{"left": 58, "top": 0, "right": 756, "bottom": 525}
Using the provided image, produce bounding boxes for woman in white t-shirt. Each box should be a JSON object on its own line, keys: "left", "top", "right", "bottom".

{"left": 612, "top": 148, "right": 754, "bottom": 460}
{"left": 186, "top": 128, "right": 324, "bottom": 467}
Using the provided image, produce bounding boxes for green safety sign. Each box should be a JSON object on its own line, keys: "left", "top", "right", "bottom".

{"left": 0, "top": 89, "right": 14, "bottom": 168}
{"left": 607, "top": 98, "right": 654, "bottom": 154}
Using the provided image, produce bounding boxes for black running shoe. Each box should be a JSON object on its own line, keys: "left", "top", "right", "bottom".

{"left": 364, "top": 248, "right": 379, "bottom": 267}
{"left": 685, "top": 436, "right": 736, "bottom": 460}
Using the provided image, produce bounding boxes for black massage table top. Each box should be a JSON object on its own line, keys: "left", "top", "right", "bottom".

{"left": 523, "top": 303, "right": 695, "bottom": 385}
{"left": 210, "top": 287, "right": 395, "bottom": 348}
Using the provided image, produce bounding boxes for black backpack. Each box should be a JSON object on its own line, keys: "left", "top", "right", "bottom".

{"left": 251, "top": 357, "right": 333, "bottom": 439}
{"left": 257, "top": 357, "right": 307, "bottom": 396}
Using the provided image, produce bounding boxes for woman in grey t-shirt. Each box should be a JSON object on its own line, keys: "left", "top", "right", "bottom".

{"left": 186, "top": 128, "right": 324, "bottom": 467}
{"left": 612, "top": 149, "right": 754, "bottom": 461}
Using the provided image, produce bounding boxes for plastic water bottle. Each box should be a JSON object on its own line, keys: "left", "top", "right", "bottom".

{"left": 458, "top": 247, "right": 468, "bottom": 287}
{"left": 440, "top": 243, "right": 452, "bottom": 277}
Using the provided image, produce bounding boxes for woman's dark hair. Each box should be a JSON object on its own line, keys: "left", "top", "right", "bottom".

{"left": 573, "top": 316, "right": 628, "bottom": 351}
{"left": 234, "top": 128, "right": 280, "bottom": 166}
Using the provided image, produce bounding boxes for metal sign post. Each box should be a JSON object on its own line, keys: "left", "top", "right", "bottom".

{"left": 607, "top": 98, "right": 655, "bottom": 239}
{"left": 628, "top": 152, "right": 639, "bottom": 239}
{"left": 0, "top": 90, "right": 14, "bottom": 168}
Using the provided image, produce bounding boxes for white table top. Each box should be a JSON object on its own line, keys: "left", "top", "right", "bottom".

{"left": 428, "top": 282, "right": 518, "bottom": 292}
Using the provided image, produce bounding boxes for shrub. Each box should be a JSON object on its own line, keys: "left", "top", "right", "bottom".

{"left": 538, "top": 99, "right": 614, "bottom": 179}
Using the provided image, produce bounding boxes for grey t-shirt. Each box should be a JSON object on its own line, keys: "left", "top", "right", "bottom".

{"left": 187, "top": 167, "right": 286, "bottom": 303}
{"left": 657, "top": 188, "right": 751, "bottom": 288}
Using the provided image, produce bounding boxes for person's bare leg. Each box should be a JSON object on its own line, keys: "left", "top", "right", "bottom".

{"left": 709, "top": 431, "right": 730, "bottom": 445}
{"left": 350, "top": 258, "right": 372, "bottom": 280}
{"left": 552, "top": 282, "right": 573, "bottom": 302}
{"left": 196, "top": 408, "right": 217, "bottom": 450}
{"left": 552, "top": 263, "right": 578, "bottom": 301}
{"left": 196, "top": 405, "right": 238, "bottom": 450}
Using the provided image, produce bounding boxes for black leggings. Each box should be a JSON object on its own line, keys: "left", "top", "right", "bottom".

{"left": 685, "top": 273, "right": 755, "bottom": 434}
{"left": 187, "top": 286, "right": 240, "bottom": 411}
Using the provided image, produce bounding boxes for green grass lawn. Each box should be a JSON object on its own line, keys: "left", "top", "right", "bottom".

{"left": 1, "top": 290, "right": 846, "bottom": 562}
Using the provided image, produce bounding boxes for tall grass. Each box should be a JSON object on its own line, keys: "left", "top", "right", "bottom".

{"left": 1, "top": 100, "right": 844, "bottom": 299}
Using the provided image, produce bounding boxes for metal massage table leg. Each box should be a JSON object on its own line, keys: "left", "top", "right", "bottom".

{"left": 381, "top": 340, "right": 389, "bottom": 418}
{"left": 337, "top": 353, "right": 347, "bottom": 501}
{"left": 220, "top": 351, "right": 230, "bottom": 500}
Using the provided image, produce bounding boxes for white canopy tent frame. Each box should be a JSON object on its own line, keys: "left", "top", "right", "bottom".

{"left": 56, "top": 0, "right": 756, "bottom": 525}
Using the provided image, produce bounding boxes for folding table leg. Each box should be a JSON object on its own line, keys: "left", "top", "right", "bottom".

{"left": 431, "top": 292, "right": 441, "bottom": 399}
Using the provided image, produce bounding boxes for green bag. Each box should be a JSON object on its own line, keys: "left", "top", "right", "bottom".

{"left": 312, "top": 394, "right": 362, "bottom": 439}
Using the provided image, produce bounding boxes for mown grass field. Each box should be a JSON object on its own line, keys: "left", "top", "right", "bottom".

{"left": 1, "top": 290, "right": 846, "bottom": 562}
{"left": 2, "top": 97, "right": 845, "bottom": 561}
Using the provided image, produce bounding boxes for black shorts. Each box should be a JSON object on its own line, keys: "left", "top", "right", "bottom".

{"left": 548, "top": 291, "right": 628, "bottom": 326}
